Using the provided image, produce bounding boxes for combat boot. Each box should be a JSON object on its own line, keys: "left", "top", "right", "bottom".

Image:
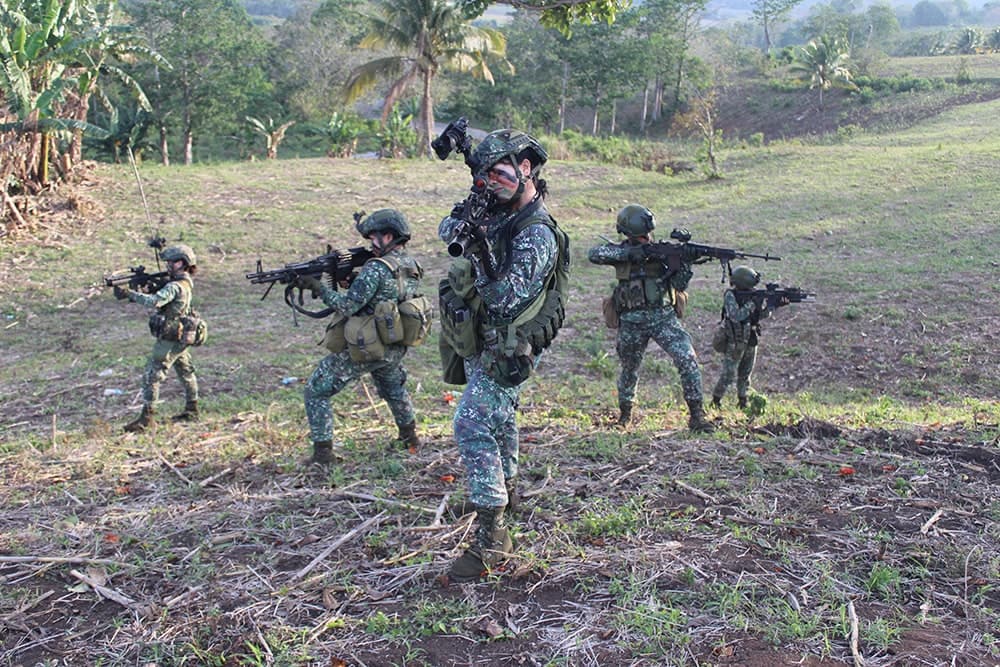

{"left": 686, "top": 399, "right": 715, "bottom": 433}
{"left": 450, "top": 477, "right": 519, "bottom": 518}
{"left": 711, "top": 395, "right": 722, "bottom": 409}
{"left": 617, "top": 402, "right": 633, "bottom": 427}
{"left": 448, "top": 505, "right": 513, "bottom": 583}
{"left": 737, "top": 395, "right": 748, "bottom": 409}
{"left": 309, "top": 440, "right": 333, "bottom": 466}
{"left": 171, "top": 400, "right": 199, "bottom": 422}
{"left": 397, "top": 422, "right": 420, "bottom": 449}
{"left": 124, "top": 405, "right": 155, "bottom": 433}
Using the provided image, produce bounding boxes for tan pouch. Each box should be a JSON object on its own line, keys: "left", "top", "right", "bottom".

{"left": 673, "top": 289, "right": 688, "bottom": 319}
{"left": 322, "top": 315, "right": 348, "bottom": 353}
{"left": 374, "top": 301, "right": 404, "bottom": 345}
{"left": 399, "top": 295, "right": 434, "bottom": 346}
{"left": 602, "top": 296, "right": 619, "bottom": 329}
{"left": 345, "top": 314, "right": 385, "bottom": 362}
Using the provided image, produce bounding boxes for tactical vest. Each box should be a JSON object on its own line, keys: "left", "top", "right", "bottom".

{"left": 718, "top": 289, "right": 760, "bottom": 347}
{"left": 613, "top": 257, "right": 672, "bottom": 312}
{"left": 148, "top": 277, "right": 195, "bottom": 341}
{"left": 438, "top": 200, "right": 570, "bottom": 387}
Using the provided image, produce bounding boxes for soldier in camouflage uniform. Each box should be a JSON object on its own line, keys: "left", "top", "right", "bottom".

{"left": 588, "top": 205, "right": 714, "bottom": 432}
{"left": 114, "top": 244, "right": 201, "bottom": 432}
{"left": 711, "top": 265, "right": 787, "bottom": 409}
{"left": 295, "top": 209, "right": 423, "bottom": 466}
{"left": 438, "top": 129, "right": 567, "bottom": 582}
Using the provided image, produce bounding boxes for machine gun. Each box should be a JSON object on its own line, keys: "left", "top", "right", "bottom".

{"left": 432, "top": 117, "right": 497, "bottom": 279}
{"left": 246, "top": 245, "right": 373, "bottom": 319}
{"left": 104, "top": 235, "right": 170, "bottom": 294}
{"left": 643, "top": 228, "right": 781, "bottom": 282}
{"left": 735, "top": 283, "right": 816, "bottom": 320}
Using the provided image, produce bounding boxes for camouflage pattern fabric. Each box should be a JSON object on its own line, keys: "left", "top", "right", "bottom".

{"left": 588, "top": 242, "right": 703, "bottom": 406}
{"left": 129, "top": 275, "right": 198, "bottom": 408}
{"left": 141, "top": 338, "right": 198, "bottom": 406}
{"left": 712, "top": 289, "right": 771, "bottom": 400}
{"left": 304, "top": 247, "right": 418, "bottom": 442}
{"left": 438, "top": 201, "right": 557, "bottom": 507}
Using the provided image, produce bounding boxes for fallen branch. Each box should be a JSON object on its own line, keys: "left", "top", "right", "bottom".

{"left": 522, "top": 466, "right": 553, "bottom": 499}
{"left": 69, "top": 569, "right": 137, "bottom": 610}
{"left": 198, "top": 467, "right": 233, "bottom": 488}
{"left": 0, "top": 555, "right": 132, "bottom": 568}
{"left": 154, "top": 443, "right": 193, "bottom": 486}
{"left": 672, "top": 478, "right": 717, "bottom": 504}
{"left": 920, "top": 508, "right": 944, "bottom": 535}
{"left": 609, "top": 461, "right": 652, "bottom": 488}
{"left": 338, "top": 491, "right": 437, "bottom": 515}
{"left": 847, "top": 599, "right": 865, "bottom": 667}
{"left": 292, "top": 511, "right": 387, "bottom": 581}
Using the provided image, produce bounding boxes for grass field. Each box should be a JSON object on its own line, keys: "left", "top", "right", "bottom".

{"left": 1, "top": 92, "right": 999, "bottom": 665}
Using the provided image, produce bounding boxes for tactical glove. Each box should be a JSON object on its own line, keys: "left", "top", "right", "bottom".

{"left": 113, "top": 286, "right": 130, "bottom": 301}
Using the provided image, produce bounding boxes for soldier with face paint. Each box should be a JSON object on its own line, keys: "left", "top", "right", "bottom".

{"left": 438, "top": 129, "right": 570, "bottom": 582}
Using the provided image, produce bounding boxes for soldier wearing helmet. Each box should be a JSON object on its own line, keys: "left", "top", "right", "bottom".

{"left": 437, "top": 128, "right": 568, "bottom": 583}
{"left": 113, "top": 243, "right": 201, "bottom": 432}
{"left": 710, "top": 265, "right": 787, "bottom": 409}
{"left": 294, "top": 209, "right": 424, "bottom": 465}
{"left": 588, "top": 204, "right": 715, "bottom": 432}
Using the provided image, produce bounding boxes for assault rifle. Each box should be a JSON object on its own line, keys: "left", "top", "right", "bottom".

{"left": 644, "top": 228, "right": 781, "bottom": 282}
{"left": 104, "top": 265, "right": 170, "bottom": 293}
{"left": 104, "top": 235, "right": 170, "bottom": 293}
{"left": 735, "top": 283, "right": 816, "bottom": 318}
{"left": 246, "top": 245, "right": 373, "bottom": 319}
{"left": 432, "top": 117, "right": 497, "bottom": 279}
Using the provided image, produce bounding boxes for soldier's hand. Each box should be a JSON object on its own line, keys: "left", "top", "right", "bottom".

{"left": 779, "top": 296, "right": 791, "bottom": 306}
{"left": 296, "top": 275, "right": 324, "bottom": 297}
{"left": 113, "top": 286, "right": 129, "bottom": 300}
{"left": 450, "top": 201, "right": 466, "bottom": 220}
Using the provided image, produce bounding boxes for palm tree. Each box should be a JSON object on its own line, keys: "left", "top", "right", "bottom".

{"left": 344, "top": 0, "right": 511, "bottom": 158}
{"left": 789, "top": 34, "right": 857, "bottom": 108}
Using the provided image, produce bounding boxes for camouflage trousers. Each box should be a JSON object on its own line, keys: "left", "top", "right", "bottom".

{"left": 453, "top": 355, "right": 520, "bottom": 508}
{"left": 304, "top": 346, "right": 414, "bottom": 443}
{"left": 142, "top": 338, "right": 198, "bottom": 407}
{"left": 713, "top": 343, "right": 758, "bottom": 400}
{"left": 616, "top": 307, "right": 704, "bottom": 406}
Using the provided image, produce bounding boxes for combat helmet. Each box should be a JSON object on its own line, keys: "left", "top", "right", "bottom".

{"left": 731, "top": 265, "right": 761, "bottom": 289}
{"left": 470, "top": 129, "right": 548, "bottom": 178}
{"left": 356, "top": 208, "right": 411, "bottom": 243}
{"left": 160, "top": 244, "right": 196, "bottom": 267}
{"left": 616, "top": 204, "right": 655, "bottom": 238}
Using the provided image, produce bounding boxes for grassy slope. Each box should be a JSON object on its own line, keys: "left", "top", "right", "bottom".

{"left": 0, "top": 94, "right": 998, "bottom": 665}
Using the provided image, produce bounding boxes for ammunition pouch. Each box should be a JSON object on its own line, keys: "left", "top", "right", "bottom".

{"left": 148, "top": 313, "right": 167, "bottom": 338}
{"left": 614, "top": 261, "right": 667, "bottom": 313}
{"left": 602, "top": 295, "right": 619, "bottom": 329}
{"left": 711, "top": 323, "right": 729, "bottom": 353}
{"left": 439, "top": 335, "right": 467, "bottom": 385}
{"left": 322, "top": 314, "right": 348, "bottom": 353}
{"left": 673, "top": 289, "right": 687, "bottom": 319}
{"left": 374, "top": 301, "right": 404, "bottom": 345}
{"left": 438, "top": 278, "right": 480, "bottom": 359}
{"left": 481, "top": 325, "right": 534, "bottom": 388}
{"left": 345, "top": 314, "right": 385, "bottom": 362}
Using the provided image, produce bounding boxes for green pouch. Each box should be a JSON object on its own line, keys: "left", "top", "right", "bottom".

{"left": 439, "top": 336, "right": 467, "bottom": 385}
{"left": 374, "top": 300, "right": 404, "bottom": 345}
{"left": 345, "top": 314, "right": 385, "bottom": 362}
{"left": 322, "top": 314, "right": 348, "bottom": 353}
{"left": 438, "top": 278, "right": 480, "bottom": 358}
{"left": 399, "top": 295, "right": 434, "bottom": 346}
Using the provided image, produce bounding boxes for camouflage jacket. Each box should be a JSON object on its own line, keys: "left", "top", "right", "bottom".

{"left": 439, "top": 201, "right": 557, "bottom": 325}
{"left": 129, "top": 274, "right": 192, "bottom": 320}
{"left": 315, "top": 247, "right": 420, "bottom": 317}
{"left": 721, "top": 288, "right": 772, "bottom": 343}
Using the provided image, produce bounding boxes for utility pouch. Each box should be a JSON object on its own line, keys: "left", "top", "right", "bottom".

{"left": 374, "top": 301, "right": 404, "bottom": 345}
{"left": 602, "top": 295, "right": 619, "bottom": 329}
{"left": 399, "top": 295, "right": 434, "bottom": 346}
{"left": 673, "top": 289, "right": 687, "bottom": 319}
{"left": 179, "top": 313, "right": 207, "bottom": 347}
{"left": 322, "top": 314, "right": 348, "bottom": 353}
{"left": 481, "top": 326, "right": 534, "bottom": 388}
{"left": 439, "top": 335, "right": 467, "bottom": 385}
{"left": 438, "top": 278, "right": 480, "bottom": 358}
{"left": 711, "top": 323, "right": 729, "bottom": 353}
{"left": 148, "top": 313, "right": 167, "bottom": 338}
{"left": 345, "top": 314, "right": 385, "bottom": 362}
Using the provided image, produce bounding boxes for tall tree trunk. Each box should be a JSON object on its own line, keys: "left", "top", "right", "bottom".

{"left": 159, "top": 123, "right": 170, "bottom": 166}
{"left": 559, "top": 61, "right": 569, "bottom": 134}
{"left": 653, "top": 76, "right": 664, "bottom": 121}
{"left": 184, "top": 126, "right": 193, "bottom": 165}
{"left": 422, "top": 69, "right": 435, "bottom": 160}
{"left": 39, "top": 132, "right": 51, "bottom": 186}
{"left": 640, "top": 82, "right": 650, "bottom": 134}
{"left": 610, "top": 100, "right": 617, "bottom": 135}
